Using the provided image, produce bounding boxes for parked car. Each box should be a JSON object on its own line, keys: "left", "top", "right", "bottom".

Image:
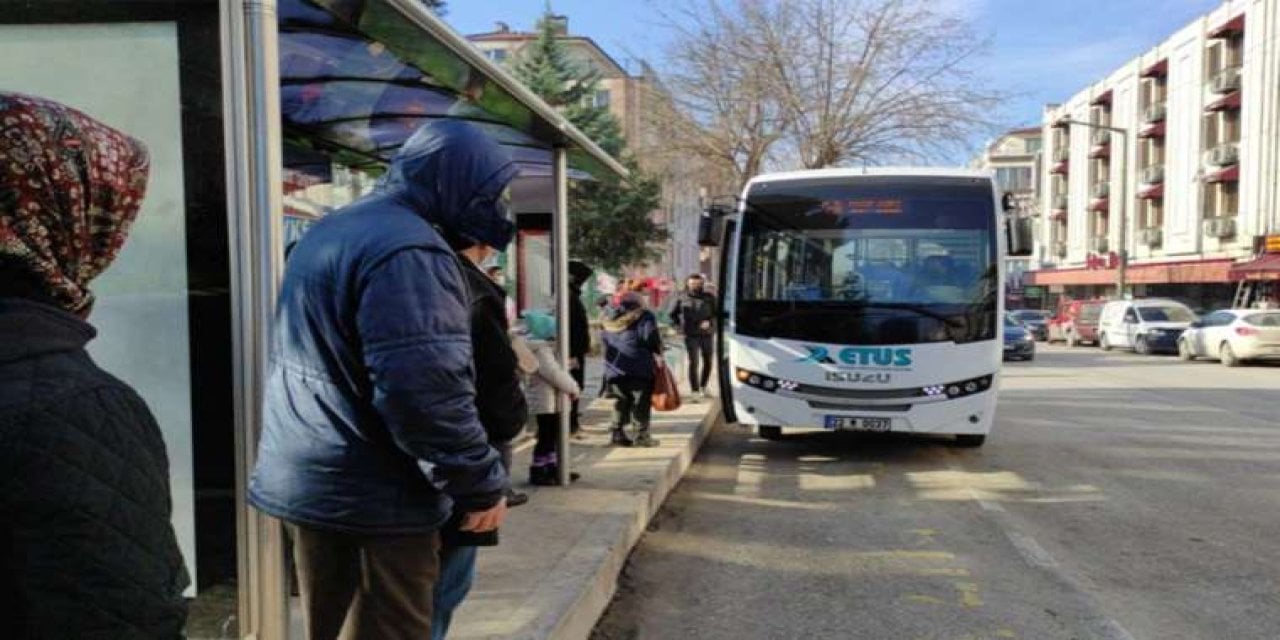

{"left": 1178, "top": 309, "right": 1280, "bottom": 366}
{"left": 1009, "top": 309, "right": 1050, "bottom": 341}
{"left": 1098, "top": 299, "right": 1197, "bottom": 354}
{"left": 1003, "top": 313, "right": 1036, "bottom": 361}
{"left": 1048, "top": 299, "right": 1107, "bottom": 347}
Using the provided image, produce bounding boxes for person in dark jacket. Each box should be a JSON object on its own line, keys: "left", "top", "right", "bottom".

{"left": 430, "top": 234, "right": 529, "bottom": 640}
{"left": 669, "top": 273, "right": 718, "bottom": 399}
{"left": 568, "top": 260, "right": 594, "bottom": 434}
{"left": 249, "top": 120, "right": 513, "bottom": 640}
{"left": 0, "top": 92, "right": 189, "bottom": 639}
{"left": 600, "top": 290, "right": 663, "bottom": 447}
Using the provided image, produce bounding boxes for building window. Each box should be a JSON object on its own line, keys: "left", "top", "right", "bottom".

{"left": 486, "top": 48, "right": 508, "bottom": 62}
{"left": 592, "top": 89, "right": 611, "bottom": 109}
{"left": 1025, "top": 138, "right": 1042, "bottom": 153}
{"left": 995, "top": 166, "right": 1031, "bottom": 192}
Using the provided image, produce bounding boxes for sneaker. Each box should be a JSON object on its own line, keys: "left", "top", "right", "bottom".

{"left": 632, "top": 432, "right": 660, "bottom": 448}
{"left": 506, "top": 490, "right": 530, "bottom": 507}
{"left": 611, "top": 428, "right": 634, "bottom": 447}
{"left": 530, "top": 465, "right": 581, "bottom": 486}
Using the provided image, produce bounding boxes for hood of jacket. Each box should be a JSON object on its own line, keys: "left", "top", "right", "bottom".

{"left": 602, "top": 305, "right": 645, "bottom": 332}
{"left": 378, "top": 120, "right": 519, "bottom": 250}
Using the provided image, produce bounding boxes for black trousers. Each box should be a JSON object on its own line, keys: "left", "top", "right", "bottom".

{"left": 569, "top": 362, "right": 585, "bottom": 434}
{"left": 534, "top": 413, "right": 560, "bottom": 458}
{"left": 287, "top": 523, "right": 440, "bottom": 640}
{"left": 608, "top": 376, "right": 654, "bottom": 431}
{"left": 685, "top": 334, "right": 714, "bottom": 392}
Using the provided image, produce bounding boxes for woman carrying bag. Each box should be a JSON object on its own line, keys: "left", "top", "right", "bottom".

{"left": 600, "top": 285, "right": 664, "bottom": 447}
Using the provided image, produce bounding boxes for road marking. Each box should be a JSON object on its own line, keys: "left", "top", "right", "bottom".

{"left": 955, "top": 581, "right": 984, "bottom": 608}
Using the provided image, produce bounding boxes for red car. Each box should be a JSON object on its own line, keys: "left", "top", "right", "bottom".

{"left": 1048, "top": 299, "right": 1107, "bottom": 347}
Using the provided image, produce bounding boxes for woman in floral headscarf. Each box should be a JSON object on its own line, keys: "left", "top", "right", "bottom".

{"left": 0, "top": 92, "right": 189, "bottom": 638}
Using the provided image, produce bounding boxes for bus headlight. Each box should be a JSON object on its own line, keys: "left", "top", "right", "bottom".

{"left": 735, "top": 368, "right": 793, "bottom": 394}
{"left": 923, "top": 374, "right": 993, "bottom": 400}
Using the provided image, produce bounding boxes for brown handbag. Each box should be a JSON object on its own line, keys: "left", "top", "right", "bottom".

{"left": 651, "top": 355, "right": 682, "bottom": 412}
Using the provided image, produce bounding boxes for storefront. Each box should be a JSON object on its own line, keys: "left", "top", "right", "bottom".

{"left": 1027, "top": 257, "right": 1238, "bottom": 312}
{"left": 1, "top": 1, "right": 624, "bottom": 637}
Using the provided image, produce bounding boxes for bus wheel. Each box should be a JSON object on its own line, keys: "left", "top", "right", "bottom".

{"left": 758, "top": 425, "right": 783, "bottom": 440}
{"left": 953, "top": 434, "right": 986, "bottom": 448}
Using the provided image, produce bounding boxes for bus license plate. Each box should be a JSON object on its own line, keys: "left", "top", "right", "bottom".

{"left": 824, "top": 416, "right": 892, "bottom": 432}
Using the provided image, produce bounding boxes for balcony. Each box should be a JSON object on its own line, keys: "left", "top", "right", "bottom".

{"left": 1142, "top": 102, "right": 1167, "bottom": 123}
{"left": 1202, "top": 215, "right": 1238, "bottom": 239}
{"left": 1204, "top": 142, "right": 1240, "bottom": 168}
{"left": 1139, "top": 227, "right": 1163, "bottom": 248}
{"left": 1210, "top": 65, "right": 1242, "bottom": 94}
{"left": 1092, "top": 181, "right": 1111, "bottom": 199}
{"left": 1091, "top": 236, "right": 1110, "bottom": 253}
{"left": 1141, "top": 164, "right": 1165, "bottom": 184}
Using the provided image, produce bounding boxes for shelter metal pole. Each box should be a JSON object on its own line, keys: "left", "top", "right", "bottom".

{"left": 553, "top": 147, "right": 573, "bottom": 486}
{"left": 226, "top": 0, "right": 288, "bottom": 637}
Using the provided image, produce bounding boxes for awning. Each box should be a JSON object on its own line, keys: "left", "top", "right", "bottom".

{"left": 1089, "top": 198, "right": 1109, "bottom": 212}
{"left": 1028, "top": 258, "right": 1236, "bottom": 286}
{"left": 277, "top": 0, "right": 626, "bottom": 180}
{"left": 1206, "top": 91, "right": 1242, "bottom": 112}
{"left": 1050, "top": 161, "right": 1069, "bottom": 175}
{"left": 1205, "top": 165, "right": 1240, "bottom": 183}
{"left": 1141, "top": 59, "right": 1169, "bottom": 78}
{"left": 1090, "top": 90, "right": 1113, "bottom": 106}
{"left": 1209, "top": 14, "right": 1245, "bottom": 39}
{"left": 1088, "top": 144, "right": 1110, "bottom": 159}
{"left": 1138, "top": 183, "right": 1164, "bottom": 199}
{"left": 1138, "top": 121, "right": 1166, "bottom": 139}
{"left": 1230, "top": 254, "right": 1280, "bottom": 281}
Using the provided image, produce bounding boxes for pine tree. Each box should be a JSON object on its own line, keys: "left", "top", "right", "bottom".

{"left": 511, "top": 9, "right": 666, "bottom": 270}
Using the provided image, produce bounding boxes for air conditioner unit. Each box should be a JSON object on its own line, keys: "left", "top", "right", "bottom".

{"left": 1140, "top": 227, "right": 1163, "bottom": 247}
{"left": 1203, "top": 216, "right": 1238, "bottom": 238}
{"left": 1206, "top": 143, "right": 1240, "bottom": 167}
{"left": 1211, "top": 66, "right": 1242, "bottom": 94}
{"left": 1092, "top": 181, "right": 1110, "bottom": 199}
{"left": 1141, "top": 165, "right": 1165, "bottom": 184}
{"left": 1143, "top": 102, "right": 1167, "bottom": 123}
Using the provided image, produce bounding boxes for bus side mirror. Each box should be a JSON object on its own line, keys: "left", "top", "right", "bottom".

{"left": 1007, "top": 217, "right": 1034, "bottom": 257}
{"left": 698, "top": 214, "right": 719, "bottom": 247}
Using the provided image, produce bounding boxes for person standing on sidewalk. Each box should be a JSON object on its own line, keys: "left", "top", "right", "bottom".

{"left": 669, "top": 273, "right": 718, "bottom": 400}
{"left": 568, "top": 260, "right": 594, "bottom": 435}
{"left": 515, "top": 311, "right": 582, "bottom": 485}
{"left": 430, "top": 234, "right": 530, "bottom": 640}
{"left": 601, "top": 288, "right": 663, "bottom": 448}
{"left": 0, "top": 92, "right": 189, "bottom": 639}
{"left": 249, "top": 120, "right": 513, "bottom": 640}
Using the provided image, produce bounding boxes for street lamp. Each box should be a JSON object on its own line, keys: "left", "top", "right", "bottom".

{"left": 1060, "top": 119, "right": 1131, "bottom": 296}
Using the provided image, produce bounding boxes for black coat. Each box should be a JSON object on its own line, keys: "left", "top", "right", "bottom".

{"left": 0, "top": 299, "right": 189, "bottom": 639}
{"left": 670, "top": 290, "right": 718, "bottom": 337}
{"left": 569, "top": 284, "right": 590, "bottom": 359}
{"left": 460, "top": 258, "right": 527, "bottom": 444}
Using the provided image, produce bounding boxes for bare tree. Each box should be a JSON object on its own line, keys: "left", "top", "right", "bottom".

{"left": 651, "top": 0, "right": 1003, "bottom": 179}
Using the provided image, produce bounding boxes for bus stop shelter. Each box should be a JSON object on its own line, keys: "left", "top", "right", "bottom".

{"left": 227, "top": 0, "right": 628, "bottom": 636}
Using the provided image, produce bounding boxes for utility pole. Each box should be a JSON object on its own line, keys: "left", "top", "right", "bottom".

{"left": 1062, "top": 119, "right": 1130, "bottom": 297}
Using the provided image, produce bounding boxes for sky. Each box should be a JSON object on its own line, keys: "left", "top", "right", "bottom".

{"left": 443, "top": 0, "right": 1222, "bottom": 154}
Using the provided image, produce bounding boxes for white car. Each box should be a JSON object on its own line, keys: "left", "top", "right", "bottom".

{"left": 1178, "top": 309, "right": 1280, "bottom": 366}
{"left": 1098, "top": 299, "right": 1197, "bottom": 355}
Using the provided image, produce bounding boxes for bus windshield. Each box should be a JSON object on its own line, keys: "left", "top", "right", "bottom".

{"left": 735, "top": 176, "right": 998, "bottom": 345}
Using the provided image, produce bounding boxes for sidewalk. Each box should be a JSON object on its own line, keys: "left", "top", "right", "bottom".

{"left": 448, "top": 381, "right": 718, "bottom": 639}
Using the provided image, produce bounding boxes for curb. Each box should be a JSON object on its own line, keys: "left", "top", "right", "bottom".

{"left": 523, "top": 404, "right": 720, "bottom": 640}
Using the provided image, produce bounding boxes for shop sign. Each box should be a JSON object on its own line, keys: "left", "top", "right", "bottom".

{"left": 1085, "top": 252, "right": 1120, "bottom": 270}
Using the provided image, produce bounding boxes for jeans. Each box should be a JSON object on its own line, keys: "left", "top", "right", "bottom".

{"left": 608, "top": 376, "right": 654, "bottom": 433}
{"left": 287, "top": 523, "right": 440, "bottom": 640}
{"left": 684, "top": 334, "right": 713, "bottom": 392}
{"left": 430, "top": 545, "right": 478, "bottom": 640}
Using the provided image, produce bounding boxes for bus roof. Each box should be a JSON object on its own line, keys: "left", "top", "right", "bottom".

{"left": 746, "top": 167, "right": 994, "bottom": 186}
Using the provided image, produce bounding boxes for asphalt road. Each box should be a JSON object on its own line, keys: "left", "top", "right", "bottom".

{"left": 592, "top": 344, "right": 1280, "bottom": 640}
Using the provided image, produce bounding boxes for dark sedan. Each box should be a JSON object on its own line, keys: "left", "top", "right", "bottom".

{"left": 1009, "top": 309, "right": 1051, "bottom": 341}
{"left": 1003, "top": 314, "right": 1036, "bottom": 361}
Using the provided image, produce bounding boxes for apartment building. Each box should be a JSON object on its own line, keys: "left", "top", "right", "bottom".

{"left": 1029, "top": 0, "right": 1280, "bottom": 310}
{"left": 470, "top": 17, "right": 705, "bottom": 284}
{"left": 974, "top": 127, "right": 1044, "bottom": 307}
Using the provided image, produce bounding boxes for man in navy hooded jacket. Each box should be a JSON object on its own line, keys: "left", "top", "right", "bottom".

{"left": 249, "top": 121, "right": 515, "bottom": 640}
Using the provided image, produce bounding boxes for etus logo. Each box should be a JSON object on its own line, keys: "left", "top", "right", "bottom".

{"left": 798, "top": 345, "right": 913, "bottom": 367}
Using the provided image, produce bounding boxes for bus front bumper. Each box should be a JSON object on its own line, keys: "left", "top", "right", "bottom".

{"left": 732, "top": 384, "right": 996, "bottom": 436}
